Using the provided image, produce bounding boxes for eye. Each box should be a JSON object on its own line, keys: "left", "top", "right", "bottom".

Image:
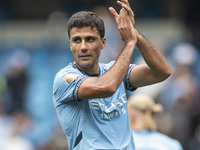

{"left": 72, "top": 37, "right": 81, "bottom": 43}
{"left": 86, "top": 36, "right": 96, "bottom": 42}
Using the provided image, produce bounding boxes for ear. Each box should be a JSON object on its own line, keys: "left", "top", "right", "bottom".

{"left": 101, "top": 37, "right": 106, "bottom": 49}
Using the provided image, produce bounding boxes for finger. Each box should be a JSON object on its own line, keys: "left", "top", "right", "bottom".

{"left": 120, "top": 0, "right": 130, "bottom": 7}
{"left": 117, "top": 1, "right": 135, "bottom": 26}
{"left": 117, "top": 1, "right": 132, "bottom": 12}
{"left": 109, "top": 7, "right": 119, "bottom": 20}
{"left": 119, "top": 7, "right": 125, "bottom": 14}
{"left": 117, "top": 1, "right": 134, "bottom": 17}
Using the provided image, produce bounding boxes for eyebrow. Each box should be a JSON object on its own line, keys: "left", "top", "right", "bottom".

{"left": 71, "top": 35, "right": 97, "bottom": 40}
{"left": 71, "top": 36, "right": 80, "bottom": 40}
{"left": 85, "top": 35, "right": 97, "bottom": 39}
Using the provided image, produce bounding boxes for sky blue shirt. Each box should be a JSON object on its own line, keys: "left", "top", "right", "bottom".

{"left": 53, "top": 61, "right": 136, "bottom": 150}
{"left": 132, "top": 130, "right": 183, "bottom": 150}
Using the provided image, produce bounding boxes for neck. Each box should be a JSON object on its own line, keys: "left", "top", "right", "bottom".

{"left": 74, "top": 62, "right": 100, "bottom": 75}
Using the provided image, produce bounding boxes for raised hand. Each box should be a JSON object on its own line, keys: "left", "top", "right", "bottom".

{"left": 117, "top": 0, "right": 135, "bottom": 27}
{"left": 109, "top": 6, "right": 137, "bottom": 44}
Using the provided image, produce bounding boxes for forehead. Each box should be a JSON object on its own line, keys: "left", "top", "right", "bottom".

{"left": 70, "top": 26, "right": 100, "bottom": 38}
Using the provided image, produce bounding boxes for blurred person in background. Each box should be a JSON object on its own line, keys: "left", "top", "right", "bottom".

{"left": 158, "top": 43, "right": 199, "bottom": 112}
{"left": 1, "top": 111, "right": 35, "bottom": 150}
{"left": 0, "top": 49, "right": 35, "bottom": 149}
{"left": 5, "top": 49, "right": 30, "bottom": 114}
{"left": 158, "top": 42, "right": 200, "bottom": 149}
{"left": 128, "top": 93, "right": 183, "bottom": 150}
{"left": 53, "top": 0, "right": 171, "bottom": 149}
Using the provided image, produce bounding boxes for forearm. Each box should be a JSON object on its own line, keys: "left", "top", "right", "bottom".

{"left": 99, "top": 42, "right": 135, "bottom": 92}
{"left": 136, "top": 30, "right": 171, "bottom": 79}
{"left": 102, "top": 6, "right": 136, "bottom": 94}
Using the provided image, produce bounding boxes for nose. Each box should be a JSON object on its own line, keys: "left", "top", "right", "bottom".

{"left": 80, "top": 41, "right": 87, "bottom": 52}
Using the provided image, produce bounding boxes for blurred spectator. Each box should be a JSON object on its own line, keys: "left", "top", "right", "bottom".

{"left": 1, "top": 111, "right": 35, "bottom": 150}
{"left": 158, "top": 42, "right": 200, "bottom": 149}
{"left": 159, "top": 43, "right": 199, "bottom": 111}
{"left": 128, "top": 93, "right": 183, "bottom": 150}
{"left": 5, "top": 49, "right": 30, "bottom": 114}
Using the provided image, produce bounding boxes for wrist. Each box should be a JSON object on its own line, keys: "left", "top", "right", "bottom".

{"left": 135, "top": 29, "right": 144, "bottom": 46}
{"left": 124, "top": 40, "right": 136, "bottom": 50}
{"left": 135, "top": 29, "right": 140, "bottom": 41}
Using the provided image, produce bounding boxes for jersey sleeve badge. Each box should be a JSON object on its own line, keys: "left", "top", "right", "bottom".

{"left": 64, "top": 74, "right": 78, "bottom": 84}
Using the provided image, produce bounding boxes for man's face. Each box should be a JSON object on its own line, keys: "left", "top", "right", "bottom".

{"left": 69, "top": 26, "right": 106, "bottom": 70}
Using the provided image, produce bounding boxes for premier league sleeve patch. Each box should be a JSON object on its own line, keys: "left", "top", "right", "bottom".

{"left": 64, "top": 74, "right": 79, "bottom": 84}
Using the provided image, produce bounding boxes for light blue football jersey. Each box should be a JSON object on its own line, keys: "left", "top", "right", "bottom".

{"left": 53, "top": 61, "right": 136, "bottom": 150}
{"left": 132, "top": 130, "right": 183, "bottom": 150}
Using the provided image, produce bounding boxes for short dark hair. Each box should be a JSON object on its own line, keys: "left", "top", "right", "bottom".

{"left": 67, "top": 11, "right": 105, "bottom": 38}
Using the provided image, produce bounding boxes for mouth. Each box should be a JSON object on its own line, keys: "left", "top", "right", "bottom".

{"left": 79, "top": 54, "right": 92, "bottom": 60}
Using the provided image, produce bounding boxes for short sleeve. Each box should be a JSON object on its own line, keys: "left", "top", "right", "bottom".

{"left": 53, "top": 71, "right": 88, "bottom": 107}
{"left": 124, "top": 64, "right": 137, "bottom": 91}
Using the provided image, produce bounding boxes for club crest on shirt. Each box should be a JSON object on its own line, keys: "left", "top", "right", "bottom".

{"left": 64, "top": 74, "right": 78, "bottom": 84}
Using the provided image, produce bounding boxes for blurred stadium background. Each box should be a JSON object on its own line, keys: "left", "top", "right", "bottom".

{"left": 0, "top": 0, "right": 200, "bottom": 150}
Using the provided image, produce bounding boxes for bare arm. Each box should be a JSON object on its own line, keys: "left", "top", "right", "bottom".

{"left": 78, "top": 8, "right": 137, "bottom": 100}
{"left": 130, "top": 30, "right": 171, "bottom": 88}
{"left": 118, "top": 0, "right": 171, "bottom": 88}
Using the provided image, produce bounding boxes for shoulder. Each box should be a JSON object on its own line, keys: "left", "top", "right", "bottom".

{"left": 53, "top": 63, "right": 87, "bottom": 103}
{"left": 54, "top": 63, "right": 83, "bottom": 82}
{"left": 53, "top": 63, "right": 83, "bottom": 91}
{"left": 55, "top": 63, "right": 77, "bottom": 78}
